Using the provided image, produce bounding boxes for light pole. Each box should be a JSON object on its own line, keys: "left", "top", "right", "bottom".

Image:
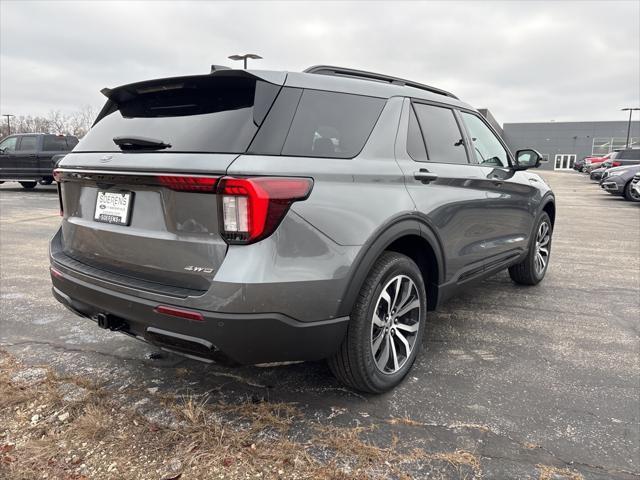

{"left": 228, "top": 53, "right": 262, "bottom": 69}
{"left": 2, "top": 114, "right": 15, "bottom": 135}
{"left": 621, "top": 107, "right": 640, "bottom": 148}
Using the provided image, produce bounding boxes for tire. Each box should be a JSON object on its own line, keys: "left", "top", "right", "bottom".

{"left": 509, "top": 212, "right": 552, "bottom": 286}
{"left": 624, "top": 180, "right": 640, "bottom": 202}
{"left": 328, "top": 252, "right": 427, "bottom": 393}
{"left": 19, "top": 181, "right": 37, "bottom": 189}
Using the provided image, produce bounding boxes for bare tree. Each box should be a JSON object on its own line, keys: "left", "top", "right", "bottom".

{"left": 0, "top": 106, "right": 98, "bottom": 140}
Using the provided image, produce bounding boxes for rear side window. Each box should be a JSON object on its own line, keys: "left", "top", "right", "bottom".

{"left": 17, "top": 136, "right": 38, "bottom": 151}
{"left": 413, "top": 103, "right": 468, "bottom": 164}
{"left": 43, "top": 136, "right": 70, "bottom": 151}
{"left": 281, "top": 90, "right": 385, "bottom": 158}
{"left": 76, "top": 76, "right": 280, "bottom": 153}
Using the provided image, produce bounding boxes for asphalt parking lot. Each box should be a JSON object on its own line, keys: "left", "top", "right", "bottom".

{"left": 1, "top": 171, "right": 638, "bottom": 479}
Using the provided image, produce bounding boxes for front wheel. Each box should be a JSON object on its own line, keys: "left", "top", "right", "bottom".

{"left": 509, "top": 212, "right": 552, "bottom": 285}
{"left": 328, "top": 252, "right": 427, "bottom": 393}
{"left": 624, "top": 180, "right": 640, "bottom": 202}
{"left": 19, "top": 181, "right": 37, "bottom": 189}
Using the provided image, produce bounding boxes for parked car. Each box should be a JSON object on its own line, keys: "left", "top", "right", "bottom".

{"left": 601, "top": 164, "right": 640, "bottom": 201}
{"left": 49, "top": 66, "right": 555, "bottom": 393}
{"left": 590, "top": 160, "right": 615, "bottom": 181}
{"left": 576, "top": 155, "right": 606, "bottom": 172}
{"left": 586, "top": 153, "right": 619, "bottom": 174}
{"left": 0, "top": 133, "right": 78, "bottom": 188}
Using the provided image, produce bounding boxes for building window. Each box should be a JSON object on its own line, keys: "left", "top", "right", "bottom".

{"left": 592, "top": 137, "right": 639, "bottom": 155}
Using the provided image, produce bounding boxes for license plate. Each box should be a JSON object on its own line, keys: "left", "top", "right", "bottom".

{"left": 94, "top": 191, "right": 133, "bottom": 226}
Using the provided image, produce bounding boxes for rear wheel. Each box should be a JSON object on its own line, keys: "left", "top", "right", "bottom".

{"left": 328, "top": 252, "right": 426, "bottom": 393}
{"left": 509, "top": 212, "right": 552, "bottom": 285}
{"left": 20, "top": 181, "right": 37, "bottom": 189}
{"left": 624, "top": 180, "right": 640, "bottom": 202}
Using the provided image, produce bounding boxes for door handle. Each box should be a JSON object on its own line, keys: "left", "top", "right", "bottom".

{"left": 414, "top": 169, "right": 438, "bottom": 184}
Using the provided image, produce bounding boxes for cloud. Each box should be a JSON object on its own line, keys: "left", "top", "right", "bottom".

{"left": 1, "top": 0, "right": 638, "bottom": 123}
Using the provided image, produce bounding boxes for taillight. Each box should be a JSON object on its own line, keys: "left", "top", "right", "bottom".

{"left": 54, "top": 169, "right": 64, "bottom": 216}
{"left": 157, "top": 175, "right": 219, "bottom": 192}
{"left": 218, "top": 177, "right": 313, "bottom": 244}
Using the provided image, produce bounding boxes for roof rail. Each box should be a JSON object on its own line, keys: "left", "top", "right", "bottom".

{"left": 303, "top": 65, "right": 458, "bottom": 100}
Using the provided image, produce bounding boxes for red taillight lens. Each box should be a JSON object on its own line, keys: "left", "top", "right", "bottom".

{"left": 218, "top": 177, "right": 313, "bottom": 244}
{"left": 154, "top": 305, "right": 204, "bottom": 322}
{"left": 157, "top": 175, "right": 218, "bottom": 192}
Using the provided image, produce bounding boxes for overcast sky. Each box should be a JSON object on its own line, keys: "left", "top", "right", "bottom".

{"left": 1, "top": 0, "right": 638, "bottom": 124}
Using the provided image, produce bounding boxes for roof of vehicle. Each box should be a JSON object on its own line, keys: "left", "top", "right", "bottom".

{"left": 102, "top": 67, "right": 474, "bottom": 112}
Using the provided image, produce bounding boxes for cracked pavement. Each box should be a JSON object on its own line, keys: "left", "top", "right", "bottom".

{"left": 1, "top": 172, "right": 639, "bottom": 479}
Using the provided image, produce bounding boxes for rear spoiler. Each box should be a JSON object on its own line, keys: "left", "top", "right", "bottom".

{"left": 94, "top": 70, "right": 287, "bottom": 126}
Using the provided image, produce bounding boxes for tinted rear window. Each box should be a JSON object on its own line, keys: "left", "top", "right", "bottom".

{"left": 617, "top": 149, "right": 640, "bottom": 160}
{"left": 413, "top": 103, "right": 468, "bottom": 164}
{"left": 75, "top": 76, "right": 280, "bottom": 153}
{"left": 281, "top": 90, "right": 385, "bottom": 158}
{"left": 43, "top": 136, "right": 71, "bottom": 151}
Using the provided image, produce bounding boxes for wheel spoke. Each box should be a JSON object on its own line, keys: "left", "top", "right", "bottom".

{"left": 376, "top": 335, "right": 390, "bottom": 371}
{"left": 539, "top": 235, "right": 549, "bottom": 247}
{"left": 372, "top": 312, "right": 384, "bottom": 327}
{"left": 539, "top": 246, "right": 549, "bottom": 256}
{"left": 396, "top": 298, "right": 420, "bottom": 318}
{"left": 390, "top": 336, "right": 400, "bottom": 371}
{"left": 380, "top": 290, "right": 392, "bottom": 316}
{"left": 395, "top": 330, "right": 411, "bottom": 356}
{"left": 390, "top": 277, "right": 402, "bottom": 312}
{"left": 372, "top": 329, "right": 385, "bottom": 355}
{"left": 396, "top": 321, "right": 419, "bottom": 333}
{"left": 396, "top": 280, "right": 412, "bottom": 309}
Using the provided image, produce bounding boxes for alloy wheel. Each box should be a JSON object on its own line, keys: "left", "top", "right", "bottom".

{"left": 534, "top": 221, "right": 551, "bottom": 276}
{"left": 370, "top": 275, "right": 421, "bottom": 374}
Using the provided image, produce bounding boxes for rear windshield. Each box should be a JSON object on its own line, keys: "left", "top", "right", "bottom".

{"left": 76, "top": 76, "right": 280, "bottom": 153}
{"left": 76, "top": 75, "right": 386, "bottom": 158}
{"left": 43, "top": 135, "right": 75, "bottom": 151}
{"left": 617, "top": 149, "right": 640, "bottom": 160}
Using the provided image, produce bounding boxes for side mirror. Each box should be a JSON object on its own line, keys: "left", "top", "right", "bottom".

{"left": 514, "top": 149, "right": 542, "bottom": 171}
{"left": 0, "top": 147, "right": 5, "bottom": 154}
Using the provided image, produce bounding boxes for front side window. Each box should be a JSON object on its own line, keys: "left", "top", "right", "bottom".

{"left": 17, "top": 136, "right": 38, "bottom": 151}
{"left": 0, "top": 136, "right": 18, "bottom": 153}
{"left": 281, "top": 90, "right": 385, "bottom": 158}
{"left": 413, "top": 103, "right": 468, "bottom": 164}
{"left": 460, "top": 112, "right": 509, "bottom": 167}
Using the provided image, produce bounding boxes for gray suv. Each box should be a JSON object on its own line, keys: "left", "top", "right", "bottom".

{"left": 49, "top": 66, "right": 555, "bottom": 393}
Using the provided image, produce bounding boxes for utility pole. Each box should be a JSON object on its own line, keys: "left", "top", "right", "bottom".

{"left": 621, "top": 107, "right": 640, "bottom": 148}
{"left": 2, "top": 114, "right": 15, "bottom": 135}
{"left": 228, "top": 53, "right": 263, "bottom": 69}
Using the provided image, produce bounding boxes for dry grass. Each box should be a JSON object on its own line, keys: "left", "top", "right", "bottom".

{"left": 0, "top": 349, "right": 493, "bottom": 479}
{"left": 537, "top": 464, "right": 585, "bottom": 480}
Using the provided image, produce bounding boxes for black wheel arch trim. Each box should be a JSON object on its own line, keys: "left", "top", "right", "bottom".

{"left": 337, "top": 214, "right": 445, "bottom": 318}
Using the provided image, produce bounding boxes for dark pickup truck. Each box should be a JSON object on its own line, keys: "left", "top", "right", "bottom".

{"left": 0, "top": 133, "right": 78, "bottom": 188}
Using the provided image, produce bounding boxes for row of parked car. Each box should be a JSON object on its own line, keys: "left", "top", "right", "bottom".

{"left": 573, "top": 148, "right": 640, "bottom": 202}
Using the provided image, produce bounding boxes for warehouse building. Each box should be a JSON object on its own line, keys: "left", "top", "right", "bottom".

{"left": 501, "top": 120, "right": 640, "bottom": 171}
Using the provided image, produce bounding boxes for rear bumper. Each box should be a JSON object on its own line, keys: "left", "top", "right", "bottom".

{"left": 50, "top": 265, "right": 349, "bottom": 365}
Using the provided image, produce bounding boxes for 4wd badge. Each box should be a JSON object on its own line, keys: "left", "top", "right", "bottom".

{"left": 184, "top": 266, "right": 214, "bottom": 274}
